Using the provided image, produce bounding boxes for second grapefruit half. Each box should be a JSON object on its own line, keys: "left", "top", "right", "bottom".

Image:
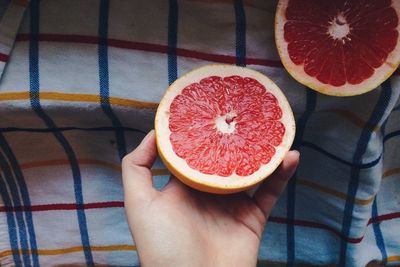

{"left": 275, "top": 0, "right": 400, "bottom": 96}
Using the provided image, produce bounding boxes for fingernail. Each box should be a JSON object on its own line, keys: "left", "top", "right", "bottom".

{"left": 290, "top": 150, "right": 300, "bottom": 158}
{"left": 286, "top": 150, "right": 300, "bottom": 161}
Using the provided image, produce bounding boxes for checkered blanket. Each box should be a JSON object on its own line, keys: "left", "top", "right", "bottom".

{"left": 0, "top": 0, "right": 399, "bottom": 266}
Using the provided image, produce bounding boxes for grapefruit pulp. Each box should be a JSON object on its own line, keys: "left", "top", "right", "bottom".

{"left": 155, "top": 65, "right": 295, "bottom": 194}
{"left": 275, "top": 0, "right": 400, "bottom": 96}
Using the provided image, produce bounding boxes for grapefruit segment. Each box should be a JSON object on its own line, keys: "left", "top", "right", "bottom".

{"left": 275, "top": 0, "right": 400, "bottom": 96}
{"left": 155, "top": 65, "right": 295, "bottom": 194}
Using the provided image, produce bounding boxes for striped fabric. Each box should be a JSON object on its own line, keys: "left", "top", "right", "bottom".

{"left": 0, "top": 0, "right": 399, "bottom": 266}
{"left": 0, "top": 0, "right": 27, "bottom": 78}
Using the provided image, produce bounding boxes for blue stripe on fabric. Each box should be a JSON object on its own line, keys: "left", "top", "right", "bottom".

{"left": 0, "top": 125, "right": 398, "bottom": 145}
{"left": 371, "top": 119, "right": 388, "bottom": 264}
{"left": 287, "top": 89, "right": 317, "bottom": 266}
{"left": 380, "top": 119, "right": 388, "bottom": 155}
{"left": 301, "top": 141, "right": 382, "bottom": 169}
{"left": 98, "top": 0, "right": 127, "bottom": 160}
{"left": 0, "top": 124, "right": 393, "bottom": 167}
{"left": 0, "top": 174, "right": 22, "bottom": 266}
{"left": 372, "top": 198, "right": 388, "bottom": 264}
{"left": 29, "top": 1, "right": 94, "bottom": 265}
{"left": 339, "top": 81, "right": 392, "bottom": 266}
{"left": 0, "top": 134, "right": 39, "bottom": 266}
{"left": 384, "top": 130, "right": 400, "bottom": 143}
{"left": 0, "top": 126, "right": 386, "bottom": 169}
{"left": 168, "top": 0, "right": 178, "bottom": 85}
{"left": 234, "top": 0, "right": 246, "bottom": 67}
{"left": 0, "top": 150, "right": 30, "bottom": 266}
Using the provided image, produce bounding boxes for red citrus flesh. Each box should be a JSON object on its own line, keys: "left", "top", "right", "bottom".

{"left": 169, "top": 76, "right": 285, "bottom": 177}
{"left": 286, "top": 0, "right": 398, "bottom": 86}
{"left": 276, "top": 0, "right": 400, "bottom": 96}
{"left": 155, "top": 65, "right": 295, "bottom": 194}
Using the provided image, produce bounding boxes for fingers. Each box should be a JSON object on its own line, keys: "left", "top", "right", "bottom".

{"left": 162, "top": 175, "right": 183, "bottom": 191}
{"left": 161, "top": 175, "right": 194, "bottom": 196}
{"left": 253, "top": 150, "right": 300, "bottom": 219}
{"left": 123, "top": 130, "right": 157, "bottom": 169}
{"left": 122, "top": 130, "right": 158, "bottom": 201}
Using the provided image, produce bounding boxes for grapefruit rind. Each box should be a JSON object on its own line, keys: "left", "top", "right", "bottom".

{"left": 275, "top": 0, "right": 400, "bottom": 96}
{"left": 155, "top": 64, "right": 295, "bottom": 194}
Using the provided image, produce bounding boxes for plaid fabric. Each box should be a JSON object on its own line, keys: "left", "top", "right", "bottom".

{"left": 0, "top": 0, "right": 27, "bottom": 78}
{"left": 0, "top": 0, "right": 399, "bottom": 266}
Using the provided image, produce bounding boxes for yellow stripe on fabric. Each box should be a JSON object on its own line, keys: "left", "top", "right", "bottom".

{"left": 388, "top": 256, "right": 400, "bottom": 263}
{"left": 0, "top": 245, "right": 136, "bottom": 257}
{"left": 0, "top": 244, "right": 397, "bottom": 264}
{"left": 19, "top": 158, "right": 381, "bottom": 206}
{"left": 297, "top": 179, "right": 374, "bottom": 205}
{"left": 20, "top": 159, "right": 121, "bottom": 172}
{"left": 383, "top": 167, "right": 400, "bottom": 178}
{"left": 0, "top": 93, "right": 376, "bottom": 132}
{"left": 0, "top": 92, "right": 158, "bottom": 109}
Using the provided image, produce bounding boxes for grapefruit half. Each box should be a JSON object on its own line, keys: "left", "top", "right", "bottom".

{"left": 275, "top": 0, "right": 400, "bottom": 96}
{"left": 155, "top": 65, "right": 295, "bottom": 194}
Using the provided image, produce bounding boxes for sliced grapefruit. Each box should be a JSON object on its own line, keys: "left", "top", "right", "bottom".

{"left": 155, "top": 65, "right": 295, "bottom": 194}
{"left": 275, "top": 0, "right": 400, "bottom": 96}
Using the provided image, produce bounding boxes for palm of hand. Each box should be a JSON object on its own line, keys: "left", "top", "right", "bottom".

{"left": 122, "top": 131, "right": 299, "bottom": 267}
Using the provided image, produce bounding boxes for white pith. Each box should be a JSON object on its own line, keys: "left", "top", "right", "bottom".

{"left": 328, "top": 13, "right": 350, "bottom": 41}
{"left": 275, "top": 0, "right": 400, "bottom": 96}
{"left": 155, "top": 65, "right": 296, "bottom": 190}
{"left": 215, "top": 112, "right": 237, "bottom": 134}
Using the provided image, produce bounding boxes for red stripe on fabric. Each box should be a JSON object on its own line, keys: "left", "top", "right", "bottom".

{"left": 14, "top": 33, "right": 400, "bottom": 72}
{"left": 368, "top": 212, "right": 400, "bottom": 224}
{"left": 16, "top": 33, "right": 283, "bottom": 68}
{"left": 0, "top": 201, "right": 124, "bottom": 212}
{"left": 0, "top": 53, "right": 9, "bottom": 62}
{"left": 269, "top": 212, "right": 400, "bottom": 243}
{"left": 1, "top": 201, "right": 399, "bottom": 244}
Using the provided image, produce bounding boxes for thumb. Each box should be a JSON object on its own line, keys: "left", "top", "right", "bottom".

{"left": 122, "top": 130, "right": 158, "bottom": 201}
{"left": 254, "top": 150, "right": 299, "bottom": 219}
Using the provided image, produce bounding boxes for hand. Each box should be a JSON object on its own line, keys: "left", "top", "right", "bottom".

{"left": 122, "top": 130, "right": 299, "bottom": 267}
